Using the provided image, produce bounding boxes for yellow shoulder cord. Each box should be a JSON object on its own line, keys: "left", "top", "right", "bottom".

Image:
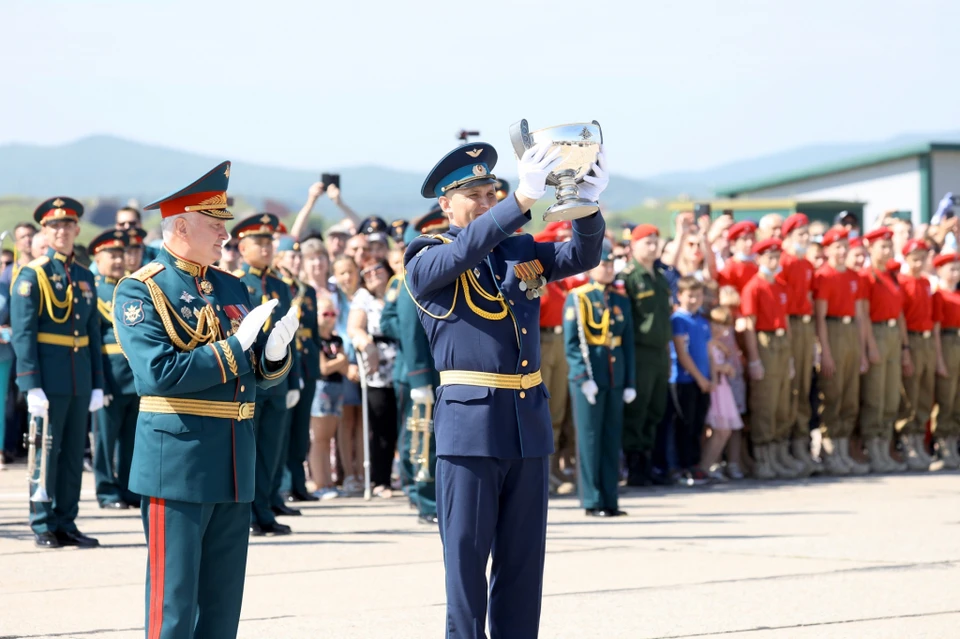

{"left": 143, "top": 278, "right": 219, "bottom": 351}
{"left": 578, "top": 288, "right": 610, "bottom": 346}
{"left": 97, "top": 298, "right": 114, "bottom": 324}
{"left": 401, "top": 236, "right": 458, "bottom": 321}
{"left": 31, "top": 266, "right": 73, "bottom": 324}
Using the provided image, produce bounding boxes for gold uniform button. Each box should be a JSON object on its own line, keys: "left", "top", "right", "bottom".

{"left": 74, "top": 330, "right": 79, "bottom": 336}
{"left": 240, "top": 385, "right": 245, "bottom": 392}
{"left": 75, "top": 314, "right": 80, "bottom": 320}
{"left": 496, "top": 275, "right": 501, "bottom": 280}
{"left": 611, "top": 356, "right": 616, "bottom": 362}
{"left": 521, "top": 360, "right": 528, "bottom": 367}
{"left": 509, "top": 300, "right": 515, "bottom": 306}
{"left": 521, "top": 328, "right": 527, "bottom": 334}
{"left": 519, "top": 391, "right": 526, "bottom": 399}
{"left": 216, "top": 305, "right": 221, "bottom": 311}
{"left": 74, "top": 298, "right": 79, "bottom": 303}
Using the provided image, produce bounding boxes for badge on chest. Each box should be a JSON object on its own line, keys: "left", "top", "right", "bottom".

{"left": 514, "top": 259, "right": 546, "bottom": 300}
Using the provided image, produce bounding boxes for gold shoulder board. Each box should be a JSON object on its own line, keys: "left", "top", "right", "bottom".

{"left": 130, "top": 262, "right": 165, "bottom": 282}
{"left": 232, "top": 269, "right": 246, "bottom": 278}
{"left": 26, "top": 256, "right": 50, "bottom": 269}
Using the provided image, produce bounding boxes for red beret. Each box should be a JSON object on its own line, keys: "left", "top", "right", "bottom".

{"left": 821, "top": 227, "right": 849, "bottom": 247}
{"left": 933, "top": 253, "right": 960, "bottom": 269}
{"left": 902, "top": 238, "right": 931, "bottom": 257}
{"left": 752, "top": 238, "right": 783, "bottom": 256}
{"left": 849, "top": 237, "right": 863, "bottom": 249}
{"left": 863, "top": 227, "right": 893, "bottom": 243}
{"left": 543, "top": 220, "right": 572, "bottom": 233}
{"left": 727, "top": 221, "right": 758, "bottom": 242}
{"left": 781, "top": 213, "right": 809, "bottom": 237}
{"left": 631, "top": 224, "right": 659, "bottom": 242}
{"left": 533, "top": 230, "right": 557, "bottom": 243}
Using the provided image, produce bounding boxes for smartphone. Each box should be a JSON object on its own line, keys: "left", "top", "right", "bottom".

{"left": 321, "top": 173, "right": 340, "bottom": 192}
{"left": 694, "top": 203, "right": 711, "bottom": 219}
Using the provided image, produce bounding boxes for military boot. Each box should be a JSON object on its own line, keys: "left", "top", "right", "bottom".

{"left": 937, "top": 436, "right": 960, "bottom": 470}
{"left": 865, "top": 438, "right": 890, "bottom": 473}
{"left": 792, "top": 438, "right": 823, "bottom": 475}
{"left": 778, "top": 440, "right": 809, "bottom": 476}
{"left": 752, "top": 444, "right": 776, "bottom": 480}
{"left": 820, "top": 438, "right": 850, "bottom": 476}
{"left": 881, "top": 437, "right": 907, "bottom": 472}
{"left": 626, "top": 452, "right": 649, "bottom": 487}
{"left": 900, "top": 434, "right": 929, "bottom": 471}
{"left": 913, "top": 434, "right": 935, "bottom": 466}
{"left": 766, "top": 442, "right": 799, "bottom": 479}
{"left": 840, "top": 438, "right": 870, "bottom": 475}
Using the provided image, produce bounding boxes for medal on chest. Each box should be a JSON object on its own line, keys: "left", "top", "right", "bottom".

{"left": 514, "top": 259, "right": 546, "bottom": 300}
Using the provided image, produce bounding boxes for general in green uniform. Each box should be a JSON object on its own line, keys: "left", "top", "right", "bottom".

{"left": 232, "top": 214, "right": 302, "bottom": 533}
{"left": 619, "top": 224, "right": 672, "bottom": 486}
{"left": 113, "top": 162, "right": 296, "bottom": 639}
{"left": 275, "top": 236, "right": 322, "bottom": 502}
{"left": 12, "top": 196, "right": 105, "bottom": 548}
{"left": 91, "top": 229, "right": 141, "bottom": 509}
{"left": 564, "top": 241, "right": 636, "bottom": 516}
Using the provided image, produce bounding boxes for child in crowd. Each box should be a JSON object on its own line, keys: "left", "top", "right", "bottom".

{"left": 309, "top": 296, "right": 348, "bottom": 499}
{"left": 701, "top": 307, "right": 744, "bottom": 480}
{"left": 718, "top": 285, "right": 747, "bottom": 479}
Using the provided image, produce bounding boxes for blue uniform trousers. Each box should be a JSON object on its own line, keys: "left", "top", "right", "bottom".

{"left": 570, "top": 385, "right": 623, "bottom": 511}
{"left": 252, "top": 394, "right": 288, "bottom": 526}
{"left": 436, "top": 455, "right": 548, "bottom": 639}
{"left": 29, "top": 393, "right": 90, "bottom": 535}
{"left": 141, "top": 498, "right": 249, "bottom": 639}
{"left": 94, "top": 394, "right": 139, "bottom": 506}
{"left": 280, "top": 379, "right": 316, "bottom": 498}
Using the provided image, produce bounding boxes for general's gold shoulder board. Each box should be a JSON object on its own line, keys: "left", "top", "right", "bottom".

{"left": 130, "top": 262, "right": 165, "bottom": 282}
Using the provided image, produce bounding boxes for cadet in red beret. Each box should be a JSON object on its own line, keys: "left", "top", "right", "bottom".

{"left": 858, "top": 226, "right": 906, "bottom": 472}
{"left": 740, "top": 239, "right": 801, "bottom": 478}
{"left": 777, "top": 213, "right": 821, "bottom": 472}
{"left": 933, "top": 253, "right": 960, "bottom": 469}
{"left": 897, "top": 239, "right": 935, "bottom": 470}
{"left": 814, "top": 225, "right": 869, "bottom": 474}
{"left": 717, "top": 221, "right": 759, "bottom": 294}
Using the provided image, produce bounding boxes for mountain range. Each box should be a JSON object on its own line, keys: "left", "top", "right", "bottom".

{"left": 2, "top": 131, "right": 959, "bottom": 225}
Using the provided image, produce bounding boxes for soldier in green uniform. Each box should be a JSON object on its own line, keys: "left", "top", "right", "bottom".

{"left": 232, "top": 214, "right": 302, "bottom": 533}
{"left": 91, "top": 229, "right": 141, "bottom": 509}
{"left": 12, "top": 196, "right": 105, "bottom": 548}
{"left": 619, "top": 223, "right": 673, "bottom": 486}
{"left": 564, "top": 240, "right": 636, "bottom": 516}
{"left": 381, "top": 208, "right": 446, "bottom": 523}
{"left": 274, "top": 235, "right": 321, "bottom": 502}
{"left": 112, "top": 162, "right": 296, "bottom": 638}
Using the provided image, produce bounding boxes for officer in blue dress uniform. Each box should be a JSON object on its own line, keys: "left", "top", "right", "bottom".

{"left": 90, "top": 229, "right": 141, "bottom": 509}
{"left": 563, "top": 240, "right": 636, "bottom": 516}
{"left": 273, "top": 235, "right": 322, "bottom": 502}
{"left": 12, "top": 196, "right": 105, "bottom": 548}
{"left": 231, "top": 214, "right": 303, "bottom": 532}
{"left": 113, "top": 161, "right": 296, "bottom": 638}
{"left": 404, "top": 141, "right": 608, "bottom": 637}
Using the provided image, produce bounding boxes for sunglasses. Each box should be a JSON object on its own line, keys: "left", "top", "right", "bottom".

{"left": 361, "top": 264, "right": 385, "bottom": 277}
{"left": 321, "top": 311, "right": 337, "bottom": 318}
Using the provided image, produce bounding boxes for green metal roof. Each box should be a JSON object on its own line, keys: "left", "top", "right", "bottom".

{"left": 716, "top": 142, "right": 960, "bottom": 197}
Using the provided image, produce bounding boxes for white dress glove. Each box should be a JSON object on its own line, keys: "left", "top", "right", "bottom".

{"left": 580, "top": 380, "right": 599, "bottom": 405}
{"left": 623, "top": 388, "right": 637, "bottom": 404}
{"left": 516, "top": 142, "right": 563, "bottom": 200}
{"left": 103, "top": 394, "right": 113, "bottom": 408}
{"left": 285, "top": 389, "right": 301, "bottom": 409}
{"left": 89, "top": 389, "right": 104, "bottom": 412}
{"left": 410, "top": 385, "right": 434, "bottom": 404}
{"left": 235, "top": 299, "right": 279, "bottom": 350}
{"left": 266, "top": 306, "right": 299, "bottom": 362}
{"left": 27, "top": 388, "right": 49, "bottom": 419}
{"left": 576, "top": 149, "right": 609, "bottom": 203}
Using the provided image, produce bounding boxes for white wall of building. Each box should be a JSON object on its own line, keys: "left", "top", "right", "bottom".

{"left": 735, "top": 157, "right": 922, "bottom": 229}
{"left": 932, "top": 151, "right": 960, "bottom": 213}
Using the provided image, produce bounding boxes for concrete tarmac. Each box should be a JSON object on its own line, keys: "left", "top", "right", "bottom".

{"left": 1, "top": 466, "right": 958, "bottom": 638}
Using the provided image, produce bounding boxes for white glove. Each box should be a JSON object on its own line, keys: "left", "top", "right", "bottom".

{"left": 576, "top": 149, "right": 609, "bottom": 203}
{"left": 265, "top": 306, "right": 299, "bottom": 362}
{"left": 516, "top": 142, "right": 563, "bottom": 200}
{"left": 580, "top": 380, "right": 598, "bottom": 405}
{"left": 89, "top": 389, "right": 104, "bottom": 412}
{"left": 285, "top": 389, "right": 301, "bottom": 409}
{"left": 235, "top": 299, "right": 279, "bottom": 350}
{"left": 102, "top": 394, "right": 113, "bottom": 407}
{"left": 410, "top": 385, "right": 434, "bottom": 404}
{"left": 299, "top": 378, "right": 305, "bottom": 390}
{"left": 623, "top": 388, "right": 637, "bottom": 404}
{"left": 27, "top": 388, "right": 49, "bottom": 418}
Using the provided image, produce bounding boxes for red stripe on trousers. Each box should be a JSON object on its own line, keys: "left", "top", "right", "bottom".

{"left": 149, "top": 497, "right": 166, "bottom": 639}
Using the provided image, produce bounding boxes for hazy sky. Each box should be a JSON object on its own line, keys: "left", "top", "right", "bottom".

{"left": 1, "top": 0, "right": 956, "bottom": 179}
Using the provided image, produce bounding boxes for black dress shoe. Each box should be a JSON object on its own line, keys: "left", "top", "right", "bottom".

{"left": 35, "top": 532, "right": 61, "bottom": 548}
{"left": 287, "top": 492, "right": 319, "bottom": 502}
{"left": 417, "top": 513, "right": 439, "bottom": 525}
{"left": 251, "top": 522, "right": 292, "bottom": 536}
{"left": 585, "top": 508, "right": 604, "bottom": 517}
{"left": 99, "top": 501, "right": 128, "bottom": 510}
{"left": 271, "top": 503, "right": 302, "bottom": 517}
{"left": 56, "top": 530, "right": 100, "bottom": 548}
{"left": 603, "top": 509, "right": 628, "bottom": 517}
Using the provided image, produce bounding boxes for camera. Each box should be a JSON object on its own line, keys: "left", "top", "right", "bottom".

{"left": 321, "top": 173, "right": 340, "bottom": 192}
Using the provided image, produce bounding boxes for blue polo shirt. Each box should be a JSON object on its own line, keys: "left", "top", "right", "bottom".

{"left": 670, "top": 308, "right": 710, "bottom": 384}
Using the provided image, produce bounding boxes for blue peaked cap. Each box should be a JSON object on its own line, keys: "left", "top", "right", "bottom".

{"left": 421, "top": 143, "right": 498, "bottom": 198}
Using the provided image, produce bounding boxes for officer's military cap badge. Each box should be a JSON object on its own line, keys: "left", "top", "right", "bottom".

{"left": 144, "top": 161, "right": 233, "bottom": 220}
{"left": 232, "top": 213, "right": 279, "bottom": 240}
{"left": 33, "top": 196, "right": 84, "bottom": 225}
{"left": 421, "top": 142, "right": 498, "bottom": 198}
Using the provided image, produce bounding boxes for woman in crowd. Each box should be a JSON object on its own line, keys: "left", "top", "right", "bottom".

{"left": 333, "top": 256, "right": 365, "bottom": 495}
{"left": 301, "top": 238, "right": 336, "bottom": 301}
{"left": 310, "top": 296, "right": 348, "bottom": 499}
{"left": 348, "top": 258, "right": 399, "bottom": 498}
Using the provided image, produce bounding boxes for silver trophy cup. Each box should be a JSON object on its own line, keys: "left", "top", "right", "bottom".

{"left": 509, "top": 119, "right": 603, "bottom": 222}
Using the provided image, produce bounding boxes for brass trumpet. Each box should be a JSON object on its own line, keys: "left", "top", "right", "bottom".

{"left": 407, "top": 399, "right": 434, "bottom": 483}
{"left": 26, "top": 412, "right": 52, "bottom": 503}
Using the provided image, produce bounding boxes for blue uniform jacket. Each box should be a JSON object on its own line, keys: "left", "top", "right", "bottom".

{"left": 403, "top": 197, "right": 604, "bottom": 458}
{"left": 113, "top": 247, "right": 292, "bottom": 504}
{"left": 95, "top": 274, "right": 136, "bottom": 396}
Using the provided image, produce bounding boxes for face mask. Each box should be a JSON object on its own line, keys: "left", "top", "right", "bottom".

{"left": 793, "top": 242, "right": 808, "bottom": 254}
{"left": 735, "top": 252, "right": 754, "bottom": 262}
{"left": 759, "top": 264, "right": 781, "bottom": 277}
